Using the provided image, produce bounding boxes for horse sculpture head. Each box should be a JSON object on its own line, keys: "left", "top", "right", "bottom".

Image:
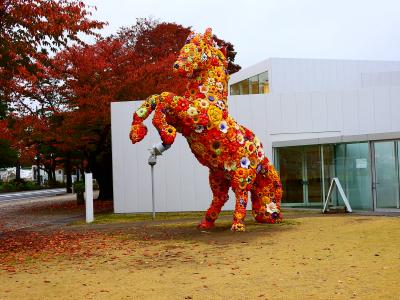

{"left": 173, "top": 28, "right": 228, "bottom": 79}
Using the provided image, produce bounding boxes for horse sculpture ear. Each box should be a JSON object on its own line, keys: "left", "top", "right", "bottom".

{"left": 203, "top": 28, "right": 213, "bottom": 44}
{"left": 186, "top": 31, "right": 195, "bottom": 43}
{"left": 220, "top": 46, "right": 227, "bottom": 58}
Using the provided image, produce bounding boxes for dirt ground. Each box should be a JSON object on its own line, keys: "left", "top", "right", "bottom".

{"left": 0, "top": 196, "right": 399, "bottom": 299}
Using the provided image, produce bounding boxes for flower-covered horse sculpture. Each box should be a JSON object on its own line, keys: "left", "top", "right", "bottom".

{"left": 130, "top": 28, "right": 283, "bottom": 231}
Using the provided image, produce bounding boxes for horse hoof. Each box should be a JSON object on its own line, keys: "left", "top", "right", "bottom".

{"left": 197, "top": 220, "right": 215, "bottom": 230}
{"left": 231, "top": 222, "right": 245, "bottom": 232}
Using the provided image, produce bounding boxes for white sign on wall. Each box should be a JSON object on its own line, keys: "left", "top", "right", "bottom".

{"left": 356, "top": 158, "right": 368, "bottom": 169}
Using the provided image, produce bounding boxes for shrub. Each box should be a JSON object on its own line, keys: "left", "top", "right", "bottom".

{"left": 73, "top": 181, "right": 85, "bottom": 193}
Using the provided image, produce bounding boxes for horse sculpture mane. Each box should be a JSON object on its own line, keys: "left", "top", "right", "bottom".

{"left": 130, "top": 28, "right": 282, "bottom": 231}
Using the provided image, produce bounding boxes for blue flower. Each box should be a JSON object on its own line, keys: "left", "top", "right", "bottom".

{"left": 219, "top": 121, "right": 228, "bottom": 133}
{"left": 240, "top": 157, "right": 250, "bottom": 168}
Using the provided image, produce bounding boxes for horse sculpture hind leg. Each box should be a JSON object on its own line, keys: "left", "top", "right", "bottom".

{"left": 230, "top": 168, "right": 256, "bottom": 232}
{"left": 198, "top": 170, "right": 230, "bottom": 230}
{"left": 251, "top": 160, "right": 283, "bottom": 223}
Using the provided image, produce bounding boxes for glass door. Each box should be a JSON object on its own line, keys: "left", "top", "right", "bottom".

{"left": 277, "top": 145, "right": 323, "bottom": 205}
{"left": 278, "top": 146, "right": 304, "bottom": 203}
{"left": 374, "top": 141, "right": 400, "bottom": 209}
{"left": 304, "top": 146, "right": 322, "bottom": 204}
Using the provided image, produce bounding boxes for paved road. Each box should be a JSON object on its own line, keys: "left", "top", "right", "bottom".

{"left": 0, "top": 188, "right": 66, "bottom": 203}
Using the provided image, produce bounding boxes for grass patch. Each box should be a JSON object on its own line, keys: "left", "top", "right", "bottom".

{"left": 71, "top": 211, "right": 232, "bottom": 225}
{"left": 71, "top": 209, "right": 306, "bottom": 226}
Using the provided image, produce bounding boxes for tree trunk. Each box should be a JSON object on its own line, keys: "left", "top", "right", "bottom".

{"left": 15, "top": 164, "right": 20, "bottom": 181}
{"left": 90, "top": 152, "right": 113, "bottom": 200}
{"left": 36, "top": 163, "right": 41, "bottom": 186}
{"left": 65, "top": 155, "right": 72, "bottom": 193}
{"left": 47, "top": 169, "right": 52, "bottom": 182}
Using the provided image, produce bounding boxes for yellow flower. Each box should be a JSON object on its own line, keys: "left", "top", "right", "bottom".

{"left": 250, "top": 157, "right": 258, "bottom": 168}
{"left": 237, "top": 133, "right": 244, "bottom": 144}
{"left": 245, "top": 141, "right": 256, "bottom": 154}
{"left": 207, "top": 105, "right": 222, "bottom": 126}
{"left": 224, "top": 160, "right": 237, "bottom": 171}
{"left": 136, "top": 107, "right": 147, "bottom": 118}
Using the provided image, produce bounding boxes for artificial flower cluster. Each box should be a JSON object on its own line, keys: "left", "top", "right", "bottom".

{"left": 130, "top": 28, "right": 282, "bottom": 231}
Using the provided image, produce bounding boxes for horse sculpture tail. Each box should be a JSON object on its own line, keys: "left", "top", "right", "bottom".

{"left": 129, "top": 95, "right": 159, "bottom": 144}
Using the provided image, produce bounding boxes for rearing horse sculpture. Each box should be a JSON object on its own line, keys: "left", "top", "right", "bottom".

{"left": 130, "top": 28, "right": 283, "bottom": 231}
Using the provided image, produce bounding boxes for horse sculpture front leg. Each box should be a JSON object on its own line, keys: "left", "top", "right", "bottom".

{"left": 130, "top": 93, "right": 177, "bottom": 146}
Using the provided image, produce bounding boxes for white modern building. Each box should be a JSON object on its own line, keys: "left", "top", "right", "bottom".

{"left": 111, "top": 58, "right": 400, "bottom": 213}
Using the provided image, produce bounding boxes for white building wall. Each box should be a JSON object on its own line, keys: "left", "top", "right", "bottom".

{"left": 361, "top": 71, "right": 400, "bottom": 87}
{"left": 112, "top": 58, "right": 400, "bottom": 213}
{"left": 111, "top": 86, "right": 400, "bottom": 213}
{"left": 230, "top": 58, "right": 400, "bottom": 94}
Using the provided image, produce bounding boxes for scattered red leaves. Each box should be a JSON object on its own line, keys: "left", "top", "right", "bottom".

{"left": 0, "top": 229, "right": 118, "bottom": 272}
{"left": 17, "top": 199, "right": 113, "bottom": 215}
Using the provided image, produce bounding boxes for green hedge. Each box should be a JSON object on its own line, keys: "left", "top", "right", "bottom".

{"left": 0, "top": 180, "right": 42, "bottom": 193}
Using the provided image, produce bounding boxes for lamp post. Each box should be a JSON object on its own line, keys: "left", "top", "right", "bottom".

{"left": 148, "top": 142, "right": 170, "bottom": 219}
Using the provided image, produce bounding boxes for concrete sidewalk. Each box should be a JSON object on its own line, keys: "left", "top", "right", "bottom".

{"left": 0, "top": 191, "right": 103, "bottom": 233}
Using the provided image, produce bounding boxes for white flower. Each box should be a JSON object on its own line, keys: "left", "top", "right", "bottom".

{"left": 195, "top": 125, "right": 204, "bottom": 133}
{"left": 199, "top": 85, "right": 209, "bottom": 94}
{"left": 266, "top": 202, "right": 278, "bottom": 214}
{"left": 216, "top": 82, "right": 224, "bottom": 91}
{"left": 240, "top": 157, "right": 250, "bottom": 169}
{"left": 237, "top": 134, "right": 244, "bottom": 145}
{"left": 201, "top": 53, "right": 208, "bottom": 62}
{"left": 216, "top": 100, "right": 225, "bottom": 110}
{"left": 187, "top": 106, "right": 198, "bottom": 117}
{"left": 199, "top": 99, "right": 209, "bottom": 109}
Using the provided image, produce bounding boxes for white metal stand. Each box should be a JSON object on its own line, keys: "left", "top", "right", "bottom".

{"left": 148, "top": 154, "right": 156, "bottom": 220}
{"left": 147, "top": 142, "right": 170, "bottom": 220}
{"left": 322, "top": 177, "right": 352, "bottom": 213}
{"left": 85, "top": 172, "right": 94, "bottom": 223}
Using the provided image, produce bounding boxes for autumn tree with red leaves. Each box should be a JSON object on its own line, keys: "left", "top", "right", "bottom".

{"left": 0, "top": 0, "right": 104, "bottom": 184}
{"left": 1, "top": 8, "right": 240, "bottom": 200}
{"left": 0, "top": 0, "right": 105, "bottom": 104}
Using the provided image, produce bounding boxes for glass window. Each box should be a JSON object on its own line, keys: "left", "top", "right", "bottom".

{"left": 238, "top": 79, "right": 249, "bottom": 95}
{"left": 335, "top": 143, "right": 372, "bottom": 210}
{"left": 277, "top": 146, "right": 304, "bottom": 203}
{"left": 249, "top": 75, "right": 259, "bottom": 94}
{"left": 258, "top": 71, "right": 269, "bottom": 93}
{"left": 277, "top": 142, "right": 373, "bottom": 210}
{"left": 305, "top": 146, "right": 322, "bottom": 203}
{"left": 374, "top": 141, "right": 399, "bottom": 208}
{"left": 230, "top": 83, "right": 240, "bottom": 95}
{"left": 229, "top": 71, "right": 269, "bottom": 96}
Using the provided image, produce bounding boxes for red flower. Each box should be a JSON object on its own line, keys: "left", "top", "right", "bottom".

{"left": 177, "top": 98, "right": 189, "bottom": 111}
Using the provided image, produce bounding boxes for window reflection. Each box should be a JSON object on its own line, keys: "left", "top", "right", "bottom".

{"left": 249, "top": 75, "right": 259, "bottom": 94}
{"left": 258, "top": 72, "right": 269, "bottom": 93}
{"left": 239, "top": 79, "right": 249, "bottom": 95}
{"left": 230, "top": 83, "right": 240, "bottom": 95}
{"left": 230, "top": 71, "right": 269, "bottom": 95}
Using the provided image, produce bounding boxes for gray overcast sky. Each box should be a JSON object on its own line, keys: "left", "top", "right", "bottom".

{"left": 84, "top": 0, "right": 400, "bottom": 68}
